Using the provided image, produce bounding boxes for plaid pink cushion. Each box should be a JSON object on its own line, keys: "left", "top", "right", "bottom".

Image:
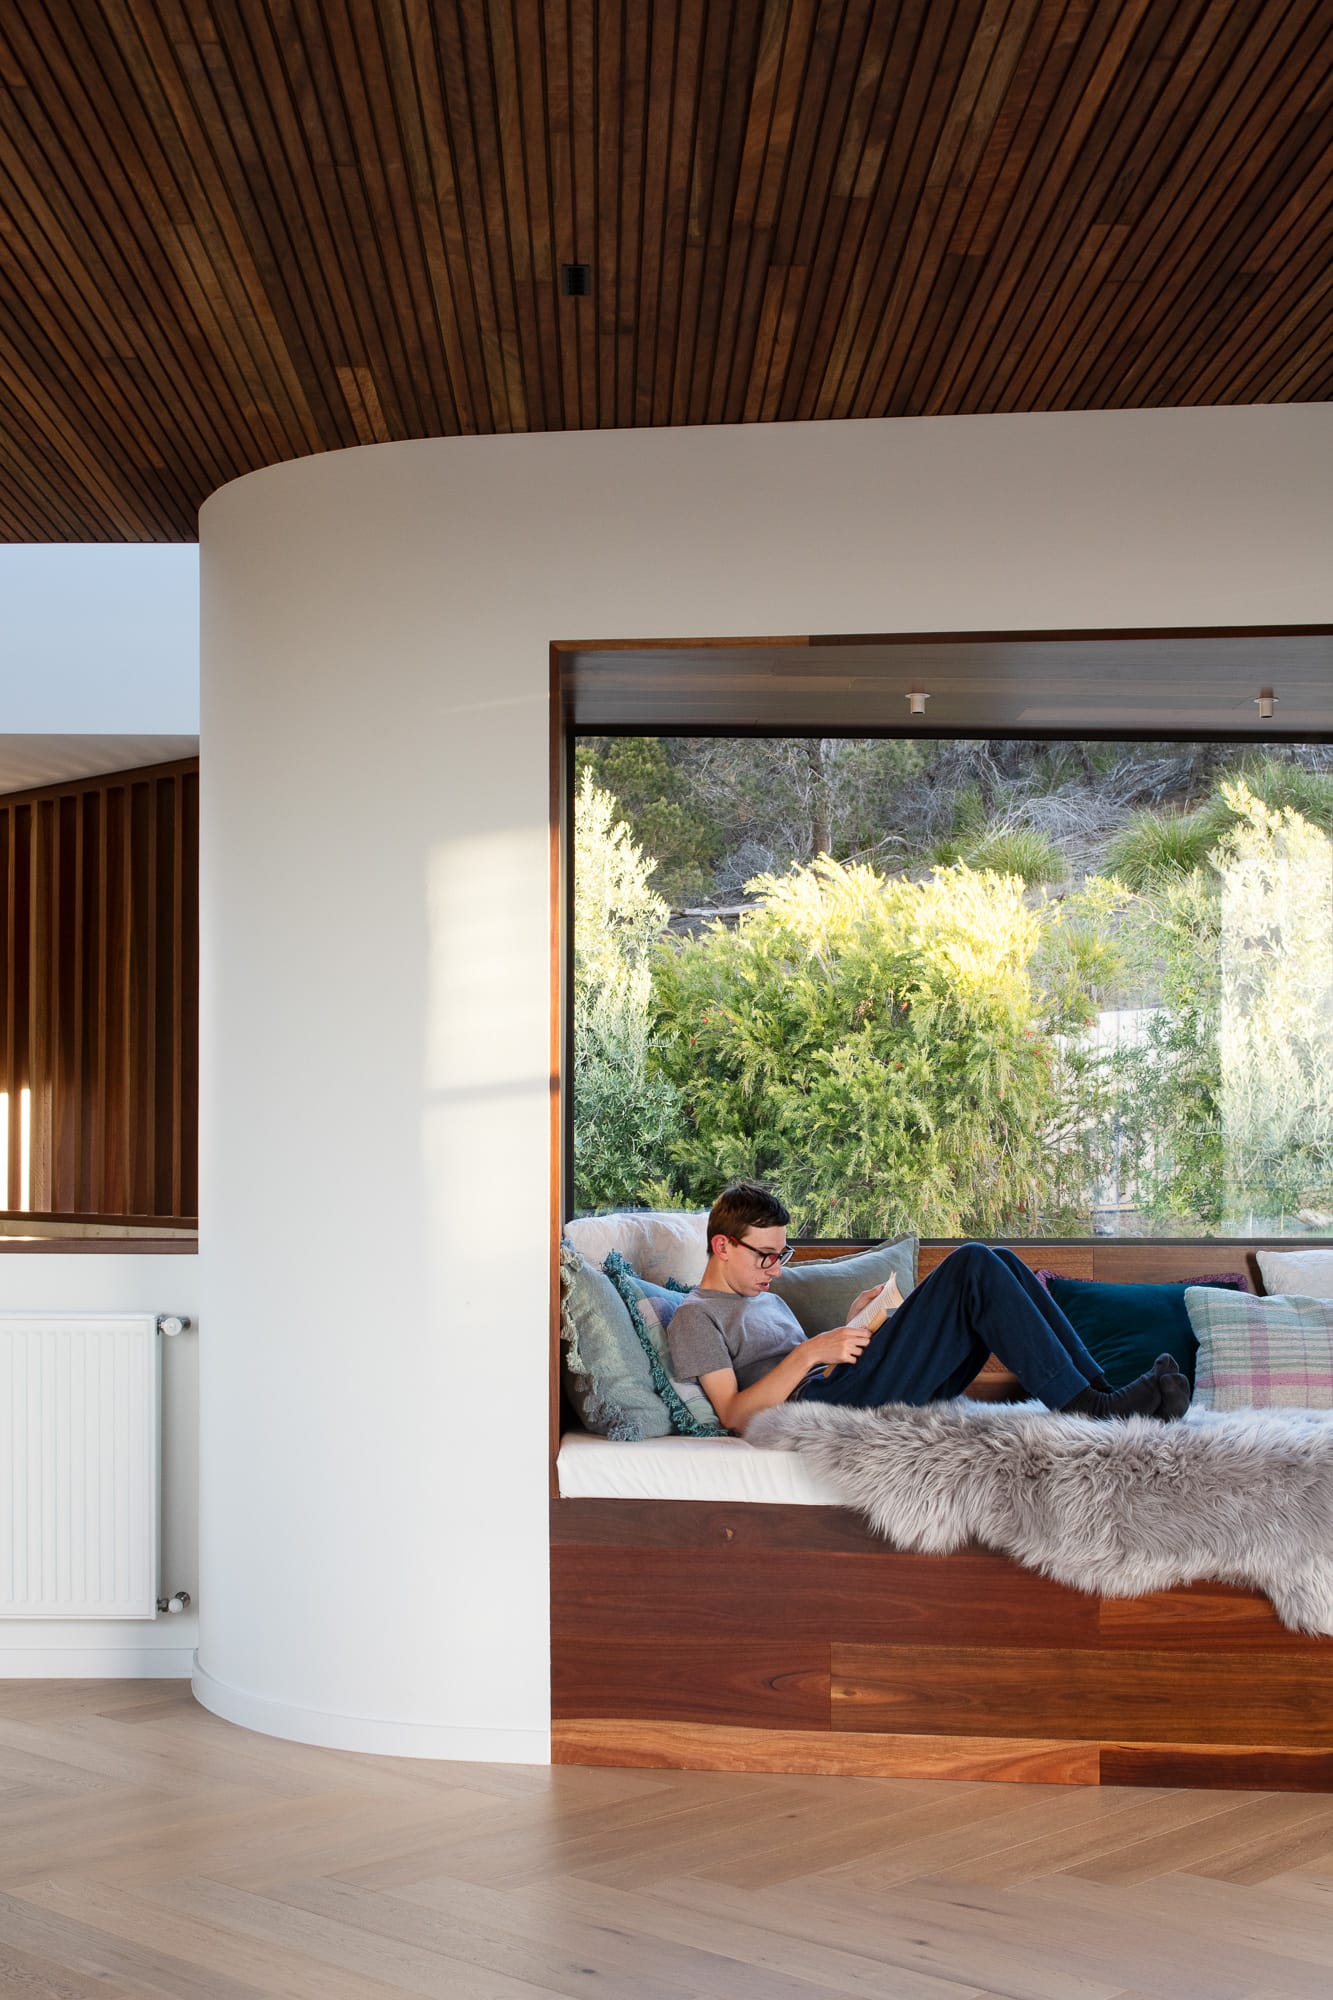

{"left": 1187, "top": 1287, "right": 1333, "bottom": 1411}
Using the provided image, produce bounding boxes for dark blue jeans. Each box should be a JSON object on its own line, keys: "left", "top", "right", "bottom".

{"left": 796, "top": 1243, "right": 1111, "bottom": 1412}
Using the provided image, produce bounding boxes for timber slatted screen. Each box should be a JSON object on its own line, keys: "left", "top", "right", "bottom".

{"left": 0, "top": 760, "right": 198, "bottom": 1223}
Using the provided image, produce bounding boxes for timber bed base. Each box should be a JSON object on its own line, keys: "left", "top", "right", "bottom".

{"left": 552, "top": 1240, "right": 1333, "bottom": 1792}
{"left": 551, "top": 1496, "right": 1333, "bottom": 1791}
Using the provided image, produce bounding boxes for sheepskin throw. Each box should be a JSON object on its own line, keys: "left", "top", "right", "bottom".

{"left": 746, "top": 1398, "right": 1333, "bottom": 1634}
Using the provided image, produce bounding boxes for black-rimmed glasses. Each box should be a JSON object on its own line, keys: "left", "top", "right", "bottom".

{"left": 726, "top": 1235, "right": 795, "bottom": 1272}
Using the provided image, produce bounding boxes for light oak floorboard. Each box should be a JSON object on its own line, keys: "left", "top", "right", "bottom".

{"left": 3, "top": 1685, "right": 1333, "bottom": 1997}
{"left": 808, "top": 1784, "right": 1191, "bottom": 1893}
{"left": 926, "top": 1787, "right": 1269, "bottom": 1889}
{"left": 1020, "top": 1872, "right": 1333, "bottom": 1990}
{"left": 456, "top": 1873, "right": 987, "bottom": 2000}
{"left": 1070, "top": 1795, "right": 1333, "bottom": 1887}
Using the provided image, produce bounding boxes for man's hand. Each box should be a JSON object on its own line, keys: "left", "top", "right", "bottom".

{"left": 804, "top": 1324, "right": 872, "bottom": 1371}
{"left": 845, "top": 1287, "right": 881, "bottom": 1320}
{"left": 697, "top": 1314, "right": 879, "bottom": 1432}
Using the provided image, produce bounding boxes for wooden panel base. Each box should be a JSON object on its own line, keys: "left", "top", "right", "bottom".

{"left": 1099, "top": 1744, "right": 1333, "bottom": 1792}
{"left": 552, "top": 1720, "right": 1100, "bottom": 1784}
{"left": 552, "top": 1496, "right": 1333, "bottom": 1793}
{"left": 554, "top": 1635, "right": 830, "bottom": 1728}
{"left": 552, "top": 1721, "right": 1333, "bottom": 1792}
{"left": 831, "top": 1641, "right": 1333, "bottom": 1746}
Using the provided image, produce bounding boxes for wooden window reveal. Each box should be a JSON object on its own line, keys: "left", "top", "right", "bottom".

{"left": 0, "top": 760, "right": 197, "bottom": 1224}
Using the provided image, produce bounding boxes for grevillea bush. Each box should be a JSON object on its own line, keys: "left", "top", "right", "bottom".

{"left": 647, "top": 855, "right": 1116, "bottom": 1238}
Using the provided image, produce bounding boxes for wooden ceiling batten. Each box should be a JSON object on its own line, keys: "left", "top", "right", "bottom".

{"left": 0, "top": 1, "right": 1330, "bottom": 541}
{"left": 866, "top": 0, "right": 1041, "bottom": 422}
{"left": 1037, "top": 0, "right": 1325, "bottom": 417}
{"left": 784, "top": 0, "right": 923, "bottom": 423}
{"left": 951, "top": 0, "right": 1172, "bottom": 418}
{"left": 962, "top": 0, "right": 1200, "bottom": 419}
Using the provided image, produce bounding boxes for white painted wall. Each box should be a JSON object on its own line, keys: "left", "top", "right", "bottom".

{"left": 0, "top": 1257, "right": 199, "bottom": 1675}
{"left": 197, "top": 406, "right": 1333, "bottom": 1758}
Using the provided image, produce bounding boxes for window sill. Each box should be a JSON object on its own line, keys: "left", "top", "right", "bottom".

{"left": 0, "top": 1235, "right": 197, "bottom": 1253}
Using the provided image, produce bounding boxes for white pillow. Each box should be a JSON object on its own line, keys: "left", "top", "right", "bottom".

{"left": 1256, "top": 1248, "right": 1333, "bottom": 1302}
{"left": 563, "top": 1209, "right": 709, "bottom": 1286}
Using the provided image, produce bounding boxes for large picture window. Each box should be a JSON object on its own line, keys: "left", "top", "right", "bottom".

{"left": 572, "top": 735, "right": 1333, "bottom": 1242}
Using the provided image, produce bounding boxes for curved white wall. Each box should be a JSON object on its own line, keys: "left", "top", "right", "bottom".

{"left": 197, "top": 407, "right": 1333, "bottom": 1757}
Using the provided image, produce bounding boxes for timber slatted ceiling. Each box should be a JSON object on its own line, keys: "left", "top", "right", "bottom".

{"left": 0, "top": 1, "right": 1331, "bottom": 542}
{"left": 0, "top": 760, "right": 198, "bottom": 1222}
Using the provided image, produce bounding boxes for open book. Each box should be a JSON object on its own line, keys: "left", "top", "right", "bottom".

{"left": 845, "top": 1271, "right": 904, "bottom": 1333}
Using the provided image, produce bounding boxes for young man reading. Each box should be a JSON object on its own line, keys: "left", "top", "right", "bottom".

{"left": 668, "top": 1181, "right": 1191, "bottom": 1435}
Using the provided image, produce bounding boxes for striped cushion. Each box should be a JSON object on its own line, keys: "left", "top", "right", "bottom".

{"left": 1187, "top": 1287, "right": 1333, "bottom": 1412}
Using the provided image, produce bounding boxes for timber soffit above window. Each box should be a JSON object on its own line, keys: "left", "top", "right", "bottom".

{"left": 559, "top": 630, "right": 1333, "bottom": 735}
{"left": 1, "top": 1, "right": 1332, "bottom": 541}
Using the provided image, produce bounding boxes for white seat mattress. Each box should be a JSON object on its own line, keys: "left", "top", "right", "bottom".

{"left": 556, "top": 1431, "right": 848, "bottom": 1506}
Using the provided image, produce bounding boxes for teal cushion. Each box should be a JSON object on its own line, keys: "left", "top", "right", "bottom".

{"left": 770, "top": 1237, "right": 918, "bottom": 1338}
{"left": 603, "top": 1251, "right": 724, "bottom": 1437}
{"left": 1044, "top": 1276, "right": 1201, "bottom": 1389}
{"left": 558, "top": 1243, "right": 672, "bottom": 1440}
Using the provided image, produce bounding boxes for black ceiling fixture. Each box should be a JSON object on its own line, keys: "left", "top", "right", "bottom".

{"left": 560, "top": 263, "right": 591, "bottom": 298}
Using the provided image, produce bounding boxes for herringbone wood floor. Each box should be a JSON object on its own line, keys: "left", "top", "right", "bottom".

{"left": 4, "top": 1685, "right": 1333, "bottom": 1997}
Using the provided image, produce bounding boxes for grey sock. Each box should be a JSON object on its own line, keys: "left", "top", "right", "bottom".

{"left": 1153, "top": 1353, "right": 1192, "bottom": 1422}
{"left": 1063, "top": 1368, "right": 1164, "bottom": 1421}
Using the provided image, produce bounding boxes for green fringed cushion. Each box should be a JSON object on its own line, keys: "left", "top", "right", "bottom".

{"left": 603, "top": 1251, "right": 725, "bottom": 1437}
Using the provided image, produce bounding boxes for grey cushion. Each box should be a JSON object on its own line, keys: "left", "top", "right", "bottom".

{"left": 559, "top": 1242, "right": 671, "bottom": 1440}
{"left": 770, "top": 1236, "right": 918, "bottom": 1338}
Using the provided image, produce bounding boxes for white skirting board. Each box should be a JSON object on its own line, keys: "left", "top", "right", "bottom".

{"left": 192, "top": 1659, "right": 550, "bottom": 1762}
{"left": 0, "top": 1644, "right": 194, "bottom": 1678}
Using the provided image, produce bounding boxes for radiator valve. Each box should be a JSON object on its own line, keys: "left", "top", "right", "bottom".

{"left": 157, "top": 1591, "right": 191, "bottom": 1615}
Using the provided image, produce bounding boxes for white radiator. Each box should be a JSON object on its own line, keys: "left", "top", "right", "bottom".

{"left": 0, "top": 1314, "right": 160, "bottom": 1619}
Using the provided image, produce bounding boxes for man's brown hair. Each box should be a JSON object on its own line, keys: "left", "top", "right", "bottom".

{"left": 707, "top": 1180, "right": 791, "bottom": 1249}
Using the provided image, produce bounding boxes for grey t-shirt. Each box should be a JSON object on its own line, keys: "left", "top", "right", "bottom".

{"left": 667, "top": 1286, "right": 809, "bottom": 1392}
